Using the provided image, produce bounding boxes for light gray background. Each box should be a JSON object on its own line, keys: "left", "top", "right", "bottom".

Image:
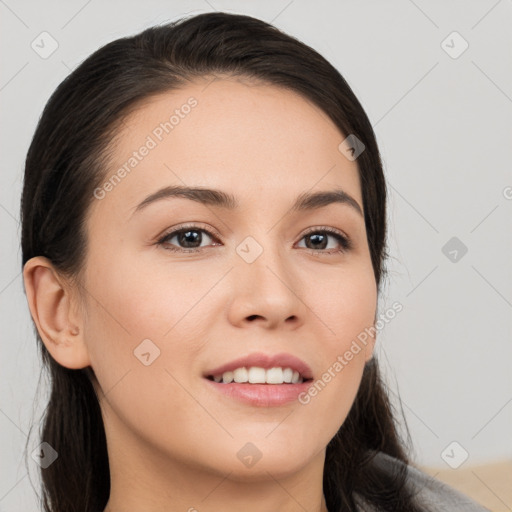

{"left": 1, "top": 0, "right": 511, "bottom": 510}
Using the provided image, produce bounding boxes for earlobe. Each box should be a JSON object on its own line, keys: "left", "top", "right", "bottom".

{"left": 22, "top": 256, "right": 91, "bottom": 369}
{"left": 364, "top": 334, "right": 376, "bottom": 363}
{"left": 363, "top": 320, "right": 378, "bottom": 363}
{"left": 365, "top": 300, "right": 382, "bottom": 362}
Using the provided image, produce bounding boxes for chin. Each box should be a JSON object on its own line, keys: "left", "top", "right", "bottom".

{"left": 205, "top": 442, "right": 317, "bottom": 481}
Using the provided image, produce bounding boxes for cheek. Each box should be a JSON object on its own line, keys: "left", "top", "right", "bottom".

{"left": 80, "top": 253, "right": 212, "bottom": 453}
{"left": 81, "top": 247, "right": 218, "bottom": 389}
{"left": 305, "top": 260, "right": 377, "bottom": 349}
{"left": 83, "top": 242, "right": 202, "bottom": 339}
{"left": 294, "top": 262, "right": 377, "bottom": 429}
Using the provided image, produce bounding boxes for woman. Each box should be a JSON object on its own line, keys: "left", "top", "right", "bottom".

{"left": 21, "top": 11, "right": 489, "bottom": 512}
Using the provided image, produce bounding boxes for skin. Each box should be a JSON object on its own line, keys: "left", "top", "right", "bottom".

{"left": 23, "top": 76, "right": 377, "bottom": 512}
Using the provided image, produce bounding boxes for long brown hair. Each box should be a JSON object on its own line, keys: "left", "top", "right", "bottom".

{"left": 21, "top": 12, "right": 420, "bottom": 511}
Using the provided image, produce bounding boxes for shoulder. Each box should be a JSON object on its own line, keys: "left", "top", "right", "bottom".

{"left": 365, "top": 451, "right": 491, "bottom": 512}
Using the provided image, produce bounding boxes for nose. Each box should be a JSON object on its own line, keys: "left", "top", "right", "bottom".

{"left": 226, "top": 236, "right": 306, "bottom": 330}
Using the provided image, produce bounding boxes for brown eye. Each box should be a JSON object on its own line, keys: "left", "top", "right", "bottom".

{"left": 297, "top": 227, "right": 352, "bottom": 254}
{"left": 157, "top": 225, "right": 219, "bottom": 252}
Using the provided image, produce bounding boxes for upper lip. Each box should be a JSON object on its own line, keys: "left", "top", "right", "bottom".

{"left": 204, "top": 352, "right": 314, "bottom": 380}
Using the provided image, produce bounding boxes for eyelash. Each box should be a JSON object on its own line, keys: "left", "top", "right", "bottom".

{"left": 156, "top": 223, "right": 353, "bottom": 256}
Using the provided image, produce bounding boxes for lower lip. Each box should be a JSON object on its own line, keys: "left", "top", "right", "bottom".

{"left": 204, "top": 378, "right": 312, "bottom": 407}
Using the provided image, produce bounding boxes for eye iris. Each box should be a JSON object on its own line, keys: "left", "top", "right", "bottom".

{"left": 307, "top": 233, "right": 327, "bottom": 250}
{"left": 179, "top": 230, "right": 201, "bottom": 248}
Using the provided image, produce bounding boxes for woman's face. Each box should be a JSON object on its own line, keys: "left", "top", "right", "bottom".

{"left": 80, "top": 77, "right": 377, "bottom": 479}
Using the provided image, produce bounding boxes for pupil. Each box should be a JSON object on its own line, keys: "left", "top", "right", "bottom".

{"left": 308, "top": 233, "right": 326, "bottom": 249}
{"left": 180, "top": 230, "right": 200, "bottom": 248}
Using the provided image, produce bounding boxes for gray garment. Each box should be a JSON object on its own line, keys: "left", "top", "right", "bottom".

{"left": 354, "top": 451, "right": 491, "bottom": 511}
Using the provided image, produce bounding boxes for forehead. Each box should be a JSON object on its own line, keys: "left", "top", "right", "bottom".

{"left": 91, "top": 77, "right": 363, "bottom": 219}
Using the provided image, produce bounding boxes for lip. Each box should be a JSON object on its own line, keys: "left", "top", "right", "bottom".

{"left": 203, "top": 352, "right": 314, "bottom": 380}
{"left": 205, "top": 379, "right": 312, "bottom": 407}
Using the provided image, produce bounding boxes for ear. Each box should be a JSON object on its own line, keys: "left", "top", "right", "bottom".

{"left": 363, "top": 332, "right": 376, "bottom": 363}
{"left": 23, "top": 256, "right": 91, "bottom": 369}
{"left": 363, "top": 313, "right": 378, "bottom": 363}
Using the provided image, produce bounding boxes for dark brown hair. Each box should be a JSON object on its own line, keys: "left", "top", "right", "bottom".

{"left": 21, "top": 12, "right": 420, "bottom": 512}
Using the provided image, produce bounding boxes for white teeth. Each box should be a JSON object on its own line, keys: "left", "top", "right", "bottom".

{"left": 211, "top": 366, "right": 305, "bottom": 384}
{"left": 233, "top": 367, "right": 248, "bottom": 383}
{"left": 223, "top": 370, "right": 234, "bottom": 383}
{"left": 248, "top": 367, "right": 266, "bottom": 383}
{"left": 266, "top": 367, "right": 283, "bottom": 384}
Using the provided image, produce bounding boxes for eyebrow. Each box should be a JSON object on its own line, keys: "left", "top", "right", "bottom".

{"left": 132, "top": 185, "right": 364, "bottom": 218}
